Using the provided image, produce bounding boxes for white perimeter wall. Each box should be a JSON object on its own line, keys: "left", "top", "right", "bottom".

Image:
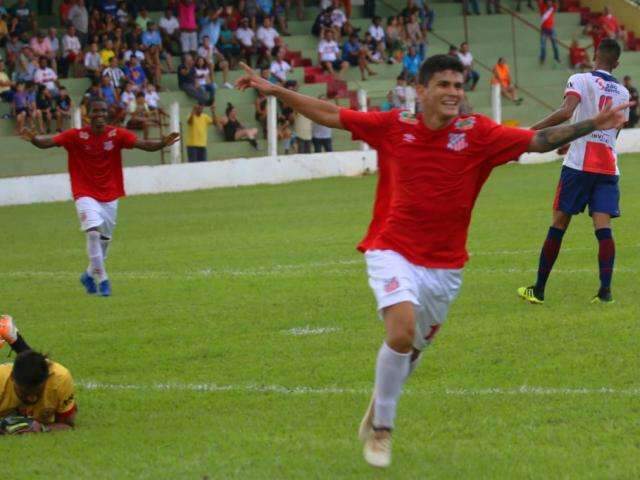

{"left": 1, "top": 128, "right": 639, "bottom": 207}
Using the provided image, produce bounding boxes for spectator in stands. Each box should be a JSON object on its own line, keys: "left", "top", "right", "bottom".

{"left": 12, "top": 81, "right": 31, "bottom": 133}
{"left": 457, "top": 42, "right": 479, "bottom": 91}
{"left": 15, "top": 47, "right": 38, "bottom": 83}
{"left": 385, "top": 16, "right": 404, "bottom": 61}
{"left": 100, "top": 39, "right": 116, "bottom": 67}
{"left": 318, "top": 28, "right": 348, "bottom": 77}
{"left": 367, "top": 16, "right": 386, "bottom": 62}
{"left": 244, "top": 0, "right": 259, "bottom": 30}
{"left": 5, "top": 33, "right": 23, "bottom": 72}
{"left": 402, "top": 44, "right": 422, "bottom": 79}
{"left": 255, "top": 86, "right": 267, "bottom": 137}
{"left": 219, "top": 102, "right": 259, "bottom": 148}
{"left": 179, "top": 0, "right": 198, "bottom": 55}
{"left": 30, "top": 30, "right": 55, "bottom": 65}
{"left": 272, "top": 0, "right": 290, "bottom": 36}
{"left": 599, "top": 6, "right": 621, "bottom": 40}
{"left": 34, "top": 56, "right": 59, "bottom": 96}
{"left": 119, "top": 81, "right": 135, "bottom": 111}
{"left": 218, "top": 19, "right": 241, "bottom": 68}
{"left": 159, "top": 8, "right": 180, "bottom": 58}
{"left": 84, "top": 41, "right": 101, "bottom": 79}
{"left": 145, "top": 82, "right": 168, "bottom": 125}
{"left": 569, "top": 38, "right": 592, "bottom": 70}
{"left": 99, "top": 73, "right": 118, "bottom": 108}
{"left": 405, "top": 12, "right": 425, "bottom": 58}
{"left": 101, "top": 0, "right": 118, "bottom": 17}
{"left": 491, "top": 57, "right": 522, "bottom": 104}
{"left": 186, "top": 103, "right": 216, "bottom": 162}
{"left": 178, "top": 53, "right": 212, "bottom": 105}
{"left": 343, "top": 32, "right": 376, "bottom": 81}
{"left": 257, "top": 0, "right": 274, "bottom": 20}
{"left": 115, "top": 1, "right": 130, "bottom": 26}
{"left": 312, "top": 7, "right": 333, "bottom": 37}
{"left": 194, "top": 55, "right": 215, "bottom": 101}
{"left": 236, "top": 17, "right": 256, "bottom": 67}
{"left": 0, "top": 58, "right": 13, "bottom": 103}
{"left": 330, "top": 0, "right": 347, "bottom": 37}
{"left": 294, "top": 110, "right": 312, "bottom": 153}
{"left": 269, "top": 45, "right": 291, "bottom": 84}
{"left": 47, "top": 28, "right": 61, "bottom": 70}
{"left": 34, "top": 84, "right": 55, "bottom": 133}
{"left": 102, "top": 54, "right": 125, "bottom": 90}
{"left": 623, "top": 75, "right": 638, "bottom": 128}
{"left": 123, "top": 41, "right": 144, "bottom": 63}
{"left": 68, "top": 0, "right": 89, "bottom": 46}
{"left": 11, "top": 0, "right": 34, "bottom": 35}
{"left": 199, "top": 7, "right": 223, "bottom": 46}
{"left": 55, "top": 85, "right": 72, "bottom": 131}
{"left": 256, "top": 17, "right": 279, "bottom": 66}
{"left": 126, "top": 91, "right": 154, "bottom": 139}
{"left": 61, "top": 25, "right": 82, "bottom": 78}
{"left": 312, "top": 96, "right": 333, "bottom": 152}
{"left": 59, "top": 0, "right": 72, "bottom": 25}
{"left": 538, "top": 0, "right": 560, "bottom": 65}
{"left": 136, "top": 8, "right": 152, "bottom": 32}
{"left": 123, "top": 55, "right": 146, "bottom": 92}
{"left": 198, "top": 34, "right": 232, "bottom": 89}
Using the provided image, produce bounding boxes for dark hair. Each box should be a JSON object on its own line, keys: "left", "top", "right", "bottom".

{"left": 89, "top": 98, "right": 107, "bottom": 111}
{"left": 418, "top": 54, "right": 465, "bottom": 85}
{"left": 597, "top": 38, "right": 621, "bottom": 65}
{"left": 12, "top": 350, "right": 49, "bottom": 389}
{"left": 272, "top": 45, "right": 281, "bottom": 57}
{"left": 225, "top": 102, "right": 234, "bottom": 115}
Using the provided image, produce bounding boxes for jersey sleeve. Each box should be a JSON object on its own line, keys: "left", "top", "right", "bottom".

{"left": 564, "top": 74, "right": 583, "bottom": 101}
{"left": 118, "top": 127, "right": 138, "bottom": 149}
{"left": 339, "top": 108, "right": 396, "bottom": 148}
{"left": 52, "top": 128, "right": 77, "bottom": 148}
{"left": 476, "top": 116, "right": 535, "bottom": 167}
{"left": 54, "top": 369, "right": 76, "bottom": 415}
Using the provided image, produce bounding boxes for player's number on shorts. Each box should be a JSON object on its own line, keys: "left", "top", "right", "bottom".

{"left": 598, "top": 95, "right": 613, "bottom": 112}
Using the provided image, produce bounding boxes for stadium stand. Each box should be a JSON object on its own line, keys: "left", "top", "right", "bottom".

{"left": 1, "top": 0, "right": 640, "bottom": 179}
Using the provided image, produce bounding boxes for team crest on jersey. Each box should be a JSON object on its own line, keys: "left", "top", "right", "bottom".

{"left": 454, "top": 117, "right": 476, "bottom": 130}
{"left": 398, "top": 111, "right": 418, "bottom": 124}
{"left": 447, "top": 133, "right": 468, "bottom": 152}
{"left": 595, "top": 77, "right": 606, "bottom": 90}
{"left": 79, "top": 131, "right": 89, "bottom": 140}
{"left": 384, "top": 277, "right": 400, "bottom": 293}
{"left": 402, "top": 133, "right": 416, "bottom": 143}
{"left": 103, "top": 140, "right": 114, "bottom": 151}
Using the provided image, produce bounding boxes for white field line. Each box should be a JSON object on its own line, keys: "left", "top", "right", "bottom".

{"left": 75, "top": 381, "right": 640, "bottom": 397}
{"left": 283, "top": 326, "right": 341, "bottom": 336}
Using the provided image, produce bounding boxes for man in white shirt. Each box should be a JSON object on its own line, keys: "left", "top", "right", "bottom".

{"left": 236, "top": 17, "right": 256, "bottom": 67}
{"left": 256, "top": 17, "right": 279, "bottom": 65}
{"left": 457, "top": 42, "right": 479, "bottom": 91}
{"left": 159, "top": 8, "right": 180, "bottom": 57}
{"left": 34, "top": 56, "right": 59, "bottom": 95}
{"left": 330, "top": 0, "right": 347, "bottom": 34}
{"left": 317, "top": 28, "right": 348, "bottom": 77}
{"left": 83, "top": 42, "right": 101, "bottom": 79}
{"left": 269, "top": 46, "right": 291, "bottom": 84}
{"left": 367, "top": 16, "right": 387, "bottom": 61}
{"left": 61, "top": 25, "right": 82, "bottom": 78}
{"left": 68, "top": 0, "right": 88, "bottom": 45}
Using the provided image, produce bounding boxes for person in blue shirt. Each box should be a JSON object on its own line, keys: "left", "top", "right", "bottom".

{"left": 199, "top": 7, "right": 223, "bottom": 46}
{"left": 141, "top": 21, "right": 162, "bottom": 48}
{"left": 342, "top": 33, "right": 376, "bottom": 81}
{"left": 123, "top": 56, "right": 147, "bottom": 90}
{"left": 402, "top": 45, "right": 423, "bottom": 78}
{"left": 256, "top": 0, "right": 273, "bottom": 18}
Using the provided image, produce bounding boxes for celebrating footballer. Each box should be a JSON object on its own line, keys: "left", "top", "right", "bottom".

{"left": 235, "top": 54, "right": 630, "bottom": 468}
{"left": 21, "top": 100, "right": 180, "bottom": 297}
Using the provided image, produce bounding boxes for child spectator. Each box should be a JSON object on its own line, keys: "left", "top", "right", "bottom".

{"left": 55, "top": 86, "right": 73, "bottom": 131}
{"left": 34, "top": 84, "right": 54, "bottom": 133}
{"left": 194, "top": 55, "right": 216, "bottom": 102}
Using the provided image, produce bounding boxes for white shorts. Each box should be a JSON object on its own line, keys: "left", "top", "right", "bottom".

{"left": 180, "top": 31, "right": 198, "bottom": 53}
{"left": 75, "top": 196, "right": 118, "bottom": 238}
{"left": 365, "top": 249, "right": 463, "bottom": 351}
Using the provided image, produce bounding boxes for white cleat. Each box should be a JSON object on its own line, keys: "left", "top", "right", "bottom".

{"left": 363, "top": 430, "right": 392, "bottom": 468}
{"left": 358, "top": 391, "right": 375, "bottom": 441}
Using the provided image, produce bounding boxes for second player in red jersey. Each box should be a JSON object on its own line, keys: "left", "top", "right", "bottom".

{"left": 22, "top": 99, "right": 180, "bottom": 297}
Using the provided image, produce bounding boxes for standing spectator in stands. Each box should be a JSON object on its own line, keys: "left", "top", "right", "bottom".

{"left": 405, "top": 13, "right": 425, "bottom": 58}
{"left": 61, "top": 25, "right": 82, "bottom": 78}
{"left": 219, "top": 102, "right": 259, "bottom": 148}
{"left": 236, "top": 17, "right": 256, "bottom": 67}
{"left": 83, "top": 42, "right": 101, "bottom": 79}
{"left": 311, "top": 97, "right": 333, "bottom": 152}
{"left": 538, "top": 0, "right": 560, "bottom": 65}
{"left": 273, "top": 0, "right": 290, "bottom": 36}
{"left": 257, "top": 0, "right": 274, "bottom": 20}
{"left": 159, "top": 8, "right": 180, "bottom": 58}
{"left": 256, "top": 17, "right": 279, "bottom": 67}
{"left": 178, "top": 53, "right": 212, "bottom": 105}
{"left": 68, "top": 0, "right": 89, "bottom": 46}
{"left": 199, "top": 7, "right": 223, "bottom": 47}
{"left": 457, "top": 41, "right": 479, "bottom": 91}
{"left": 623, "top": 75, "right": 638, "bottom": 128}
{"left": 491, "top": 57, "right": 522, "bottom": 104}
{"left": 269, "top": 45, "right": 291, "bottom": 84}
{"left": 318, "top": 28, "right": 348, "bottom": 77}
{"left": 198, "top": 34, "right": 232, "bottom": 88}
{"left": 0, "top": 59, "right": 13, "bottom": 103}
{"left": 34, "top": 56, "right": 59, "bottom": 96}
{"left": 179, "top": 0, "right": 198, "bottom": 55}
{"left": 59, "top": 0, "right": 73, "bottom": 26}
{"left": 55, "top": 85, "right": 72, "bottom": 131}
{"left": 402, "top": 44, "right": 422, "bottom": 78}
{"left": 186, "top": 103, "right": 216, "bottom": 162}
{"left": 599, "top": 6, "right": 622, "bottom": 41}
{"left": 367, "top": 16, "right": 386, "bottom": 62}
{"left": 569, "top": 38, "right": 592, "bottom": 70}
{"left": 102, "top": 55, "right": 124, "bottom": 90}
{"left": 11, "top": 0, "right": 33, "bottom": 35}
{"left": 115, "top": 1, "right": 129, "bottom": 26}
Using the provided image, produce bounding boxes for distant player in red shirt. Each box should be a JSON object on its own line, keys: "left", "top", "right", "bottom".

{"left": 539, "top": 0, "right": 560, "bottom": 64}
{"left": 236, "top": 56, "right": 628, "bottom": 468}
{"left": 21, "top": 99, "right": 180, "bottom": 297}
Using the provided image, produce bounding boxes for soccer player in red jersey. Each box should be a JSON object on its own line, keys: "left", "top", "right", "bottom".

{"left": 236, "top": 55, "right": 629, "bottom": 468}
{"left": 21, "top": 99, "right": 180, "bottom": 297}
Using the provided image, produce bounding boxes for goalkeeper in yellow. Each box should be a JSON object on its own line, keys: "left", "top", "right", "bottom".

{"left": 0, "top": 314, "right": 77, "bottom": 434}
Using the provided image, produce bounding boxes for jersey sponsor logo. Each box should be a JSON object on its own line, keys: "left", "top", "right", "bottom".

{"left": 398, "top": 111, "right": 418, "bottom": 124}
{"left": 103, "top": 140, "right": 114, "bottom": 151}
{"left": 454, "top": 116, "right": 476, "bottom": 130}
{"left": 402, "top": 133, "right": 416, "bottom": 143}
{"left": 79, "top": 131, "right": 89, "bottom": 140}
{"left": 447, "top": 132, "right": 468, "bottom": 152}
{"left": 383, "top": 277, "right": 400, "bottom": 293}
{"left": 108, "top": 129, "right": 117, "bottom": 138}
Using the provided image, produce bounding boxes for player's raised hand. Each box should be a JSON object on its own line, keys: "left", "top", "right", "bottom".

{"left": 235, "top": 62, "right": 277, "bottom": 95}
{"left": 162, "top": 132, "right": 180, "bottom": 147}
{"left": 593, "top": 101, "right": 635, "bottom": 130}
{"left": 19, "top": 128, "right": 37, "bottom": 143}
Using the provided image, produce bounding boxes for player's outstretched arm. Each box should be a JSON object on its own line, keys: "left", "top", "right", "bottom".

{"left": 527, "top": 101, "right": 631, "bottom": 152}
{"left": 235, "top": 62, "right": 343, "bottom": 129}
{"left": 133, "top": 132, "right": 180, "bottom": 152}
{"left": 530, "top": 94, "right": 580, "bottom": 130}
{"left": 20, "top": 128, "right": 57, "bottom": 149}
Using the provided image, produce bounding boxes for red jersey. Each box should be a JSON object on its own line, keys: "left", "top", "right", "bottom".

{"left": 340, "top": 109, "right": 535, "bottom": 269}
{"left": 599, "top": 14, "right": 619, "bottom": 36}
{"left": 53, "top": 126, "right": 138, "bottom": 202}
{"left": 538, "top": 0, "right": 556, "bottom": 30}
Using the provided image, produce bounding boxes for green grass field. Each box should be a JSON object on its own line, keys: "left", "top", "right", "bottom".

{"left": 1, "top": 155, "right": 639, "bottom": 479}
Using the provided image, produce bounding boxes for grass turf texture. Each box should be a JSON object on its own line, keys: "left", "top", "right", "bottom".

{"left": 1, "top": 155, "right": 639, "bottom": 479}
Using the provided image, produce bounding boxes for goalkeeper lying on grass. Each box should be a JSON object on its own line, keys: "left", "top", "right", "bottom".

{"left": 0, "top": 314, "right": 76, "bottom": 434}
